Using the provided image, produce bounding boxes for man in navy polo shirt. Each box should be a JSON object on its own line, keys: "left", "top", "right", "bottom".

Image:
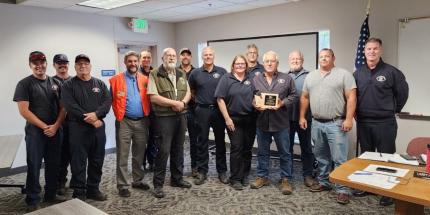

{"left": 52, "top": 54, "right": 72, "bottom": 196}
{"left": 188, "top": 46, "right": 228, "bottom": 185}
{"left": 246, "top": 44, "right": 264, "bottom": 79}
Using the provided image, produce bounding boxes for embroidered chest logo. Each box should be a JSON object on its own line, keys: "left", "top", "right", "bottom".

{"left": 92, "top": 87, "right": 101, "bottom": 93}
{"left": 243, "top": 80, "right": 251, "bottom": 85}
{"left": 278, "top": 79, "right": 285, "bottom": 84}
{"left": 51, "top": 84, "right": 59, "bottom": 91}
{"left": 213, "top": 73, "right": 220, "bottom": 79}
{"left": 254, "top": 71, "right": 261, "bottom": 76}
{"left": 376, "top": 76, "right": 386, "bottom": 82}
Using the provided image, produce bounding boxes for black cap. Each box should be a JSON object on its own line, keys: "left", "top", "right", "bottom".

{"left": 179, "top": 48, "right": 191, "bottom": 55}
{"left": 29, "top": 51, "right": 46, "bottom": 63}
{"left": 53, "top": 54, "right": 69, "bottom": 64}
{"left": 75, "top": 54, "right": 90, "bottom": 63}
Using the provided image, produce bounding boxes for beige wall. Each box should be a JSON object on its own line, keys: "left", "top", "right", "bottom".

{"left": 175, "top": 0, "right": 430, "bottom": 154}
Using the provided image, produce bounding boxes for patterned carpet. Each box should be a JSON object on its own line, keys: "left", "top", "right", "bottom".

{"left": 0, "top": 141, "right": 429, "bottom": 215}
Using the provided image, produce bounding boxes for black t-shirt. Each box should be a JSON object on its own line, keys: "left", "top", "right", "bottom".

{"left": 61, "top": 76, "right": 112, "bottom": 123}
{"left": 214, "top": 73, "right": 255, "bottom": 116}
{"left": 53, "top": 75, "right": 72, "bottom": 85}
{"left": 188, "top": 65, "right": 227, "bottom": 105}
{"left": 13, "top": 75, "right": 61, "bottom": 124}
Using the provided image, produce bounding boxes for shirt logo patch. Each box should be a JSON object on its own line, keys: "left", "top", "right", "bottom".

{"left": 376, "top": 76, "right": 386, "bottom": 82}
{"left": 255, "top": 71, "right": 261, "bottom": 76}
{"left": 92, "top": 87, "right": 101, "bottom": 93}
{"left": 213, "top": 73, "right": 221, "bottom": 79}
{"left": 179, "top": 77, "right": 186, "bottom": 84}
{"left": 243, "top": 80, "right": 251, "bottom": 85}
{"left": 117, "top": 91, "right": 125, "bottom": 97}
{"left": 51, "top": 84, "right": 59, "bottom": 91}
{"left": 278, "top": 79, "right": 285, "bottom": 84}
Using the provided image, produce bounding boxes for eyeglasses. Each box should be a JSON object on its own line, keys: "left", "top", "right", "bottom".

{"left": 234, "top": 63, "right": 246, "bottom": 66}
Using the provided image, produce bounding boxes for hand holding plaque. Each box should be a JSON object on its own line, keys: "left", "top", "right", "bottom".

{"left": 255, "top": 93, "right": 279, "bottom": 109}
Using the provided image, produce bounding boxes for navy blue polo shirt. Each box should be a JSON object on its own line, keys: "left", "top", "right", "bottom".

{"left": 188, "top": 65, "right": 227, "bottom": 105}
{"left": 247, "top": 62, "right": 264, "bottom": 80}
{"left": 214, "top": 73, "right": 255, "bottom": 116}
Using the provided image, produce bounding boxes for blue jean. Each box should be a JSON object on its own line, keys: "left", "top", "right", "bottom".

{"left": 256, "top": 128, "right": 292, "bottom": 179}
{"left": 312, "top": 120, "right": 350, "bottom": 194}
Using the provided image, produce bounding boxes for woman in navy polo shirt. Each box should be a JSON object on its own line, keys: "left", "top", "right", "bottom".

{"left": 215, "top": 55, "right": 256, "bottom": 190}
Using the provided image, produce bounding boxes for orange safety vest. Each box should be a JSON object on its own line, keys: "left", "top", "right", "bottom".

{"left": 109, "top": 72, "right": 150, "bottom": 120}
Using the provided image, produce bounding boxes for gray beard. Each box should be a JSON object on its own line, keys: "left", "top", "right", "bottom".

{"left": 164, "top": 63, "right": 176, "bottom": 71}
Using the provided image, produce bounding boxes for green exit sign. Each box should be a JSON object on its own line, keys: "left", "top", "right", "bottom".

{"left": 132, "top": 18, "right": 148, "bottom": 33}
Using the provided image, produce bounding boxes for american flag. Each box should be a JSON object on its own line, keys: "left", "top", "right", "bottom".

{"left": 355, "top": 14, "right": 370, "bottom": 70}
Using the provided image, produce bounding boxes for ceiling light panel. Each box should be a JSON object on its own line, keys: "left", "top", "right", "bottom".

{"left": 78, "top": 0, "right": 146, "bottom": 10}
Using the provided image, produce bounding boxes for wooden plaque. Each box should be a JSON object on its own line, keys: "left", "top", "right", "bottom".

{"left": 255, "top": 93, "right": 279, "bottom": 108}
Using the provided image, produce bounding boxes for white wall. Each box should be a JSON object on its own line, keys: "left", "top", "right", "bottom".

{"left": 0, "top": 3, "right": 175, "bottom": 168}
{"left": 175, "top": 0, "right": 430, "bottom": 154}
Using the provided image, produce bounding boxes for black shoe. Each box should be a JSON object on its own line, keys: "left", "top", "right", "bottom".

{"left": 194, "top": 173, "right": 207, "bottom": 185}
{"left": 379, "top": 196, "right": 394, "bottom": 206}
{"left": 57, "top": 187, "right": 66, "bottom": 196}
{"left": 230, "top": 181, "right": 244, "bottom": 190}
{"left": 44, "top": 195, "right": 67, "bottom": 203}
{"left": 118, "top": 189, "right": 131, "bottom": 197}
{"left": 171, "top": 180, "right": 192, "bottom": 188}
{"left": 242, "top": 177, "right": 250, "bottom": 187}
{"left": 26, "top": 204, "right": 41, "bottom": 213}
{"left": 72, "top": 191, "right": 87, "bottom": 201}
{"left": 132, "top": 182, "right": 150, "bottom": 190}
{"left": 218, "top": 173, "right": 230, "bottom": 184}
{"left": 352, "top": 189, "right": 369, "bottom": 197}
{"left": 153, "top": 187, "right": 165, "bottom": 198}
{"left": 86, "top": 191, "right": 107, "bottom": 201}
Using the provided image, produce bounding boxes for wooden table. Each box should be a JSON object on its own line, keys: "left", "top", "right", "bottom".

{"left": 26, "top": 198, "right": 108, "bottom": 215}
{"left": 329, "top": 158, "right": 430, "bottom": 215}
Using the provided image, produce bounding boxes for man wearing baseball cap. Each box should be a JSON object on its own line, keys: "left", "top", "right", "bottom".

{"left": 61, "top": 54, "right": 112, "bottom": 201}
{"left": 178, "top": 48, "right": 198, "bottom": 177}
{"left": 13, "top": 51, "right": 66, "bottom": 212}
{"left": 52, "top": 54, "right": 72, "bottom": 196}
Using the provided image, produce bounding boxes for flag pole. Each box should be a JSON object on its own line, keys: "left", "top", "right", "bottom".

{"left": 356, "top": 0, "right": 371, "bottom": 158}
{"left": 366, "top": 0, "right": 371, "bottom": 15}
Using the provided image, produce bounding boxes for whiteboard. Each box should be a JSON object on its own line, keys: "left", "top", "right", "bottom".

{"left": 398, "top": 18, "right": 430, "bottom": 115}
{"left": 207, "top": 32, "right": 318, "bottom": 73}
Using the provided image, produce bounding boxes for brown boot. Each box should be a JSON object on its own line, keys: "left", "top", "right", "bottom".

{"left": 250, "top": 177, "right": 269, "bottom": 189}
{"left": 280, "top": 178, "right": 292, "bottom": 195}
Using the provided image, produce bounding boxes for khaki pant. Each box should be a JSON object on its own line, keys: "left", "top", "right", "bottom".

{"left": 115, "top": 117, "right": 149, "bottom": 189}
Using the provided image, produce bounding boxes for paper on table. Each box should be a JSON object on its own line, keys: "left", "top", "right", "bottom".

{"left": 358, "top": 152, "right": 419, "bottom": 166}
{"left": 358, "top": 151, "right": 392, "bottom": 162}
{"left": 421, "top": 154, "right": 428, "bottom": 164}
{"left": 348, "top": 171, "right": 399, "bottom": 189}
{"left": 363, "top": 164, "right": 409, "bottom": 177}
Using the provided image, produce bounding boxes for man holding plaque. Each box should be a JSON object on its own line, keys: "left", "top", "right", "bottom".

{"left": 250, "top": 51, "right": 297, "bottom": 195}
{"left": 299, "top": 48, "right": 356, "bottom": 205}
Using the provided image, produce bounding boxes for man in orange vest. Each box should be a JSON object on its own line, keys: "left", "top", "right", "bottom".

{"left": 110, "top": 51, "right": 151, "bottom": 197}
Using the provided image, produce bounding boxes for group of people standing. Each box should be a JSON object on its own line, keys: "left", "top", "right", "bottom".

{"left": 14, "top": 37, "right": 408, "bottom": 212}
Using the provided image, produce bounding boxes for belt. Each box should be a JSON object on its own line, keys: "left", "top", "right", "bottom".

{"left": 197, "top": 104, "right": 217, "bottom": 108}
{"left": 124, "top": 116, "right": 145, "bottom": 121}
{"left": 313, "top": 117, "right": 344, "bottom": 123}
